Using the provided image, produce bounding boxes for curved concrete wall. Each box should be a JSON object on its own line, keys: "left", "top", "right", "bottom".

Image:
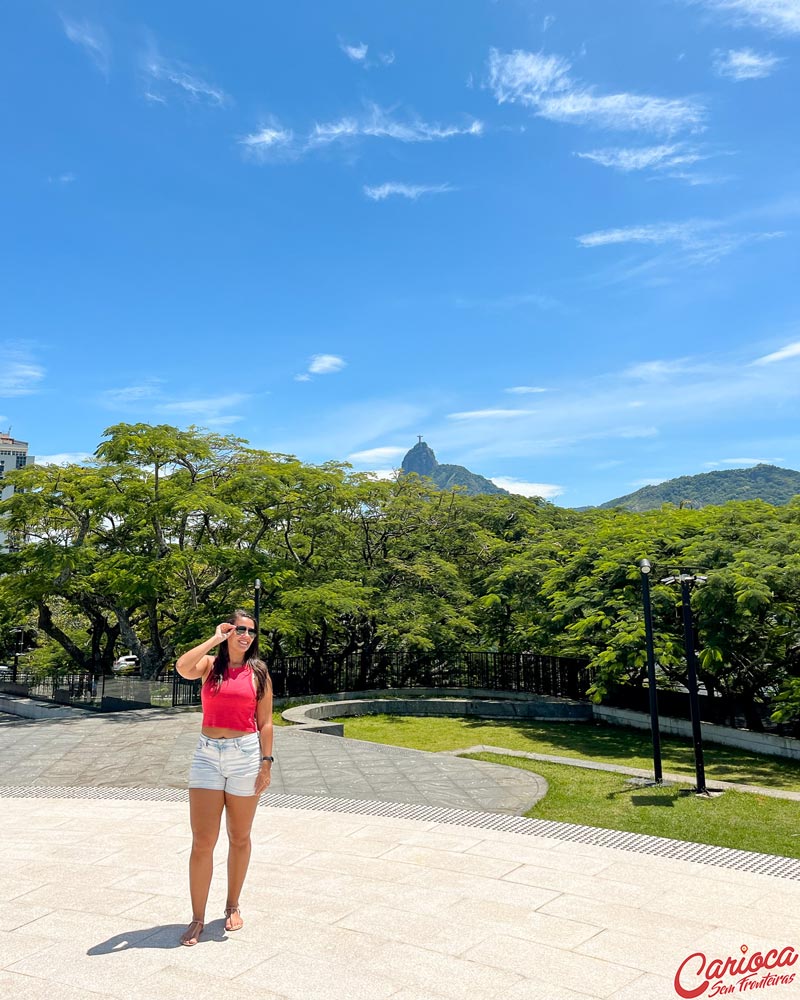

{"left": 281, "top": 689, "right": 591, "bottom": 735}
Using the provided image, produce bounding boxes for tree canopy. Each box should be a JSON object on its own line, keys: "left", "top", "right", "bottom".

{"left": 1, "top": 423, "right": 798, "bottom": 725}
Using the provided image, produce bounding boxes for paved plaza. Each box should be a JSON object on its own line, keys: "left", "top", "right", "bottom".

{"left": 1, "top": 706, "right": 799, "bottom": 999}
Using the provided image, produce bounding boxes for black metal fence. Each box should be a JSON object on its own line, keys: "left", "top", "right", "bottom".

{"left": 171, "top": 650, "right": 593, "bottom": 708}
{"left": 0, "top": 669, "right": 175, "bottom": 711}
{"left": 6, "top": 655, "right": 794, "bottom": 737}
{"left": 603, "top": 683, "right": 788, "bottom": 734}
{"left": 0, "top": 670, "right": 102, "bottom": 705}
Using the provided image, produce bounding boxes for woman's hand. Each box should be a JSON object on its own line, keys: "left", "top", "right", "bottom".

{"left": 213, "top": 622, "right": 235, "bottom": 646}
{"left": 254, "top": 763, "right": 272, "bottom": 796}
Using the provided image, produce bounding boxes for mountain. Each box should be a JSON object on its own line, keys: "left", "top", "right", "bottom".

{"left": 596, "top": 464, "right": 800, "bottom": 512}
{"left": 400, "top": 440, "right": 509, "bottom": 496}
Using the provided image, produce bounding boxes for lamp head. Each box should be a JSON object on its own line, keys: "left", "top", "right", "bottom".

{"left": 639, "top": 559, "right": 652, "bottom": 575}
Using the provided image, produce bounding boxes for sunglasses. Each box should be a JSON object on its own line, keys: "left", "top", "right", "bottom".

{"left": 232, "top": 625, "right": 257, "bottom": 637}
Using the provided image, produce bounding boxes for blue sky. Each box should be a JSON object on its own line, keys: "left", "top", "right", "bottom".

{"left": 2, "top": 0, "right": 799, "bottom": 506}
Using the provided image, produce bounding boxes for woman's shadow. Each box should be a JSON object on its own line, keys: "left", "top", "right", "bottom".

{"left": 87, "top": 918, "right": 228, "bottom": 953}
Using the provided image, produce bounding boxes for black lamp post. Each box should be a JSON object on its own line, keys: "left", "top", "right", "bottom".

{"left": 661, "top": 572, "right": 708, "bottom": 795}
{"left": 254, "top": 578, "right": 261, "bottom": 657}
{"left": 638, "top": 560, "right": 663, "bottom": 784}
{"left": 10, "top": 626, "right": 24, "bottom": 684}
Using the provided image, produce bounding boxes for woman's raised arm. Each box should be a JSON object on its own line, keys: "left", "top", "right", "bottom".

{"left": 175, "top": 623, "right": 233, "bottom": 679}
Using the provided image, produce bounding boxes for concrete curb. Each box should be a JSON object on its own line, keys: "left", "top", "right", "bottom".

{"left": 0, "top": 694, "right": 93, "bottom": 721}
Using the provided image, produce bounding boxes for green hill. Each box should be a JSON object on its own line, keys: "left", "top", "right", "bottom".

{"left": 598, "top": 464, "right": 800, "bottom": 512}
{"left": 400, "top": 441, "right": 509, "bottom": 497}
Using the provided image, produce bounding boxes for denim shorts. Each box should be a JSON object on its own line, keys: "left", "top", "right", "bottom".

{"left": 188, "top": 732, "right": 261, "bottom": 797}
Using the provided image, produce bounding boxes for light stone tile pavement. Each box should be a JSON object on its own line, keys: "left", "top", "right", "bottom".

{"left": 0, "top": 796, "right": 799, "bottom": 999}
{"left": 1, "top": 707, "right": 800, "bottom": 998}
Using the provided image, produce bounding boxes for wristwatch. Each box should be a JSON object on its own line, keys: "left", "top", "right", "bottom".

{"left": 261, "top": 755, "right": 274, "bottom": 763}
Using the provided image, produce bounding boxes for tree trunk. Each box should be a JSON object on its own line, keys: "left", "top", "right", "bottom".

{"left": 37, "top": 601, "right": 88, "bottom": 671}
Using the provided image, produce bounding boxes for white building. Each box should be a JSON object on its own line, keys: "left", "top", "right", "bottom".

{"left": 0, "top": 433, "right": 34, "bottom": 550}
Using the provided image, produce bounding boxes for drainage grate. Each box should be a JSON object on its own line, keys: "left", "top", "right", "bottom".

{"left": 0, "top": 784, "right": 188, "bottom": 803}
{"left": 1, "top": 784, "right": 798, "bottom": 881}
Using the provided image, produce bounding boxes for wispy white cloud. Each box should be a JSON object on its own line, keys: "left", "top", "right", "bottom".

{"left": 0, "top": 347, "right": 45, "bottom": 397}
{"left": 101, "top": 379, "right": 164, "bottom": 406}
{"left": 338, "top": 38, "right": 395, "bottom": 67}
{"left": 48, "top": 172, "right": 76, "bottom": 185}
{"left": 575, "top": 143, "right": 726, "bottom": 184}
{"left": 61, "top": 16, "right": 110, "bottom": 75}
{"left": 489, "top": 50, "right": 573, "bottom": 103}
{"left": 347, "top": 446, "right": 407, "bottom": 463}
{"left": 142, "top": 42, "right": 228, "bottom": 106}
{"left": 455, "top": 291, "right": 560, "bottom": 310}
{"left": 577, "top": 217, "right": 783, "bottom": 264}
{"left": 490, "top": 476, "right": 564, "bottom": 498}
{"left": 158, "top": 394, "right": 246, "bottom": 413}
{"left": 295, "top": 354, "right": 347, "bottom": 381}
{"left": 704, "top": 456, "right": 783, "bottom": 467}
{"left": 505, "top": 386, "right": 549, "bottom": 394}
{"left": 157, "top": 393, "right": 248, "bottom": 427}
{"left": 239, "top": 122, "right": 294, "bottom": 159}
{"left": 448, "top": 408, "right": 538, "bottom": 420}
{"left": 694, "top": 0, "right": 800, "bottom": 35}
{"left": 487, "top": 48, "right": 705, "bottom": 135}
{"left": 752, "top": 340, "right": 800, "bottom": 365}
{"left": 619, "top": 427, "right": 659, "bottom": 439}
{"left": 713, "top": 47, "right": 783, "bottom": 78}
{"left": 578, "top": 221, "right": 702, "bottom": 248}
{"left": 100, "top": 380, "right": 246, "bottom": 428}
{"left": 273, "top": 340, "right": 800, "bottom": 478}
{"left": 542, "top": 14, "right": 557, "bottom": 31}
{"left": 241, "top": 104, "right": 482, "bottom": 163}
{"left": 577, "top": 144, "right": 692, "bottom": 171}
{"left": 364, "top": 182, "right": 453, "bottom": 201}
{"left": 624, "top": 359, "right": 699, "bottom": 380}
{"left": 273, "top": 398, "right": 429, "bottom": 461}
{"left": 311, "top": 104, "right": 483, "bottom": 146}
{"left": 341, "top": 40, "right": 368, "bottom": 62}
{"left": 662, "top": 169, "right": 735, "bottom": 186}
{"left": 309, "top": 354, "right": 346, "bottom": 374}
{"left": 540, "top": 92, "right": 705, "bottom": 134}
{"left": 424, "top": 340, "right": 800, "bottom": 466}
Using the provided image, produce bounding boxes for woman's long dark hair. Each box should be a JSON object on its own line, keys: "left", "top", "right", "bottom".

{"left": 210, "top": 609, "right": 270, "bottom": 700}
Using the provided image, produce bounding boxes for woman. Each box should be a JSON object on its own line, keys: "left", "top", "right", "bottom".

{"left": 175, "top": 609, "right": 273, "bottom": 947}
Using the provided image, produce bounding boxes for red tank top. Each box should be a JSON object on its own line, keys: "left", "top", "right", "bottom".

{"left": 201, "top": 664, "right": 257, "bottom": 733}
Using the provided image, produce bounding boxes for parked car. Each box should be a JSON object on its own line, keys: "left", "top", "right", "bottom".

{"left": 112, "top": 655, "right": 139, "bottom": 674}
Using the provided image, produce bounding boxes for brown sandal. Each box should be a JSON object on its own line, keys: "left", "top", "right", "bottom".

{"left": 180, "top": 918, "right": 204, "bottom": 946}
{"left": 224, "top": 905, "right": 243, "bottom": 932}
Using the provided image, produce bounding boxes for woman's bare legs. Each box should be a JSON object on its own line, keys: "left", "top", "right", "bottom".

{"left": 223, "top": 791, "right": 260, "bottom": 930}
{"left": 182, "top": 788, "right": 225, "bottom": 943}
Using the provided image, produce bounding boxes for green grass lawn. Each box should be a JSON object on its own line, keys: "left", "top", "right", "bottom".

{"left": 315, "top": 713, "right": 800, "bottom": 859}
{"left": 320, "top": 712, "right": 800, "bottom": 790}
{"left": 465, "top": 752, "right": 800, "bottom": 860}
